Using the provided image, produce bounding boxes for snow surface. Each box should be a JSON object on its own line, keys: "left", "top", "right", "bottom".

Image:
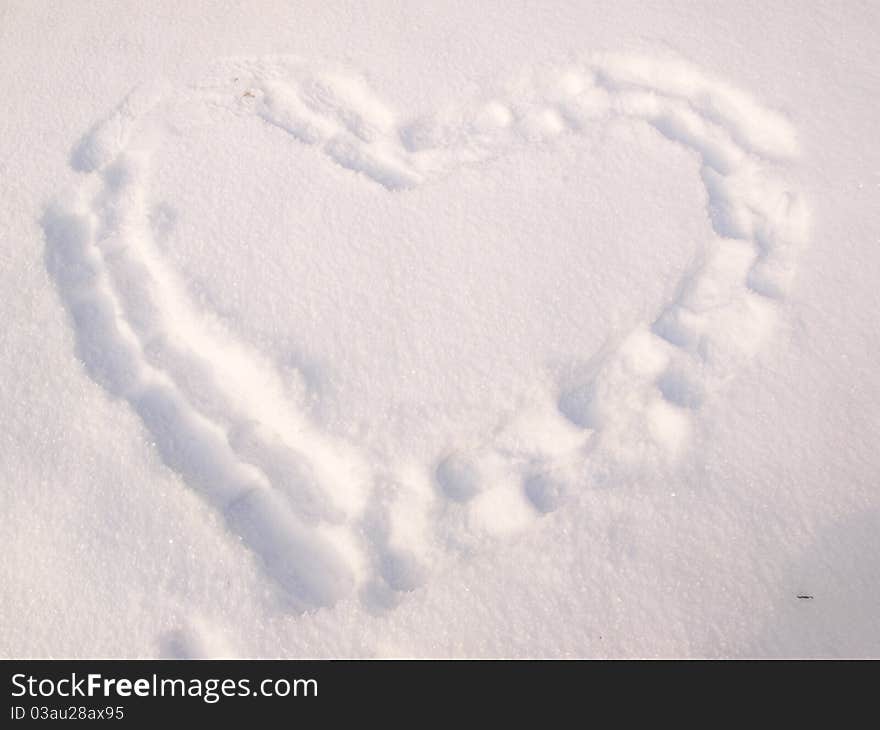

{"left": 1, "top": 1, "right": 879, "bottom": 657}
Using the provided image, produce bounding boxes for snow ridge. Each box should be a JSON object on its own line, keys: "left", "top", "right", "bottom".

{"left": 43, "top": 53, "right": 809, "bottom": 613}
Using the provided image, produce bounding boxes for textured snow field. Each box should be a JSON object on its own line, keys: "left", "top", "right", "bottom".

{"left": 1, "top": 1, "right": 879, "bottom": 657}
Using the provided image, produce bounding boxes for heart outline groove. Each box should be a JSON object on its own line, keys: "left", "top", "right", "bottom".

{"left": 42, "top": 52, "right": 810, "bottom": 613}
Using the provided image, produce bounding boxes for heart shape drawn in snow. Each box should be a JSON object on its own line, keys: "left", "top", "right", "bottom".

{"left": 43, "top": 53, "right": 809, "bottom": 613}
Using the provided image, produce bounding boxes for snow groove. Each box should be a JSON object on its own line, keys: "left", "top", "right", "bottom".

{"left": 43, "top": 53, "right": 809, "bottom": 611}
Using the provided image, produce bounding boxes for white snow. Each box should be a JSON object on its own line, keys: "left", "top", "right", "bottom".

{"left": 1, "top": 1, "right": 878, "bottom": 657}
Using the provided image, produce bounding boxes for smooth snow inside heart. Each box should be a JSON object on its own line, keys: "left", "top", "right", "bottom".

{"left": 147, "top": 110, "right": 707, "bottom": 457}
